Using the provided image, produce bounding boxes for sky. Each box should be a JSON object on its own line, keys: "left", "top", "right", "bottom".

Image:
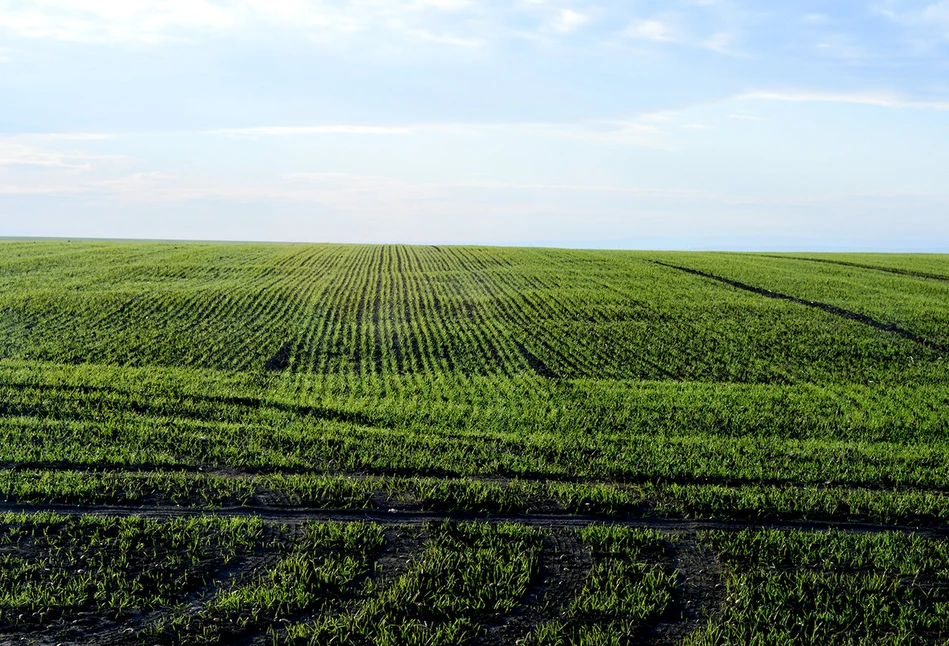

{"left": 1, "top": 1, "right": 949, "bottom": 250}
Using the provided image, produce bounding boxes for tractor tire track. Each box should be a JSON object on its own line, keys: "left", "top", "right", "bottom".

{"left": 648, "top": 260, "right": 949, "bottom": 354}
{"left": 644, "top": 539, "right": 724, "bottom": 645}
{"left": 476, "top": 531, "right": 592, "bottom": 645}
{"left": 98, "top": 526, "right": 289, "bottom": 646}
{"left": 756, "top": 254, "right": 949, "bottom": 283}
{"left": 3, "top": 525, "right": 283, "bottom": 646}
{"left": 261, "top": 526, "right": 427, "bottom": 645}
{"left": 1, "top": 502, "right": 946, "bottom": 539}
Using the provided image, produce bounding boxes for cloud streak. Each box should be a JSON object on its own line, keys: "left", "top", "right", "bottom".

{"left": 0, "top": 0, "right": 593, "bottom": 48}
{"left": 205, "top": 125, "right": 414, "bottom": 137}
{"left": 0, "top": 142, "right": 120, "bottom": 169}
{"left": 740, "top": 90, "right": 949, "bottom": 110}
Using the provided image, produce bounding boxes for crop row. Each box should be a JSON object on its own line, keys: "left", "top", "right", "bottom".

{"left": 650, "top": 251, "right": 949, "bottom": 348}
{"left": 0, "top": 512, "right": 678, "bottom": 645}
{"left": 5, "top": 359, "right": 948, "bottom": 443}
{"left": 1, "top": 511, "right": 947, "bottom": 644}
{"left": 5, "top": 469, "right": 949, "bottom": 527}
{"left": 769, "top": 252, "right": 949, "bottom": 282}
{"left": 0, "top": 512, "right": 262, "bottom": 627}
{"left": 1, "top": 242, "right": 946, "bottom": 384}
{"left": 5, "top": 408, "right": 949, "bottom": 489}
{"left": 688, "top": 529, "right": 949, "bottom": 644}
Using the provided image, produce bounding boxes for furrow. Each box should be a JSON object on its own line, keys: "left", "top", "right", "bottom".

{"left": 1, "top": 502, "right": 946, "bottom": 539}
{"left": 476, "top": 531, "right": 592, "bottom": 645}
{"left": 648, "top": 260, "right": 949, "bottom": 354}
{"left": 756, "top": 254, "right": 949, "bottom": 283}
{"left": 644, "top": 538, "right": 724, "bottom": 645}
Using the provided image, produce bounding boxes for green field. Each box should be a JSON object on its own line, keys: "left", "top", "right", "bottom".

{"left": 1, "top": 240, "right": 948, "bottom": 644}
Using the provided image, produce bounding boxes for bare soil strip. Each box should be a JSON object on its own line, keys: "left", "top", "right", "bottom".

{"left": 756, "top": 254, "right": 949, "bottom": 283}
{"left": 645, "top": 540, "right": 724, "bottom": 645}
{"left": 648, "top": 260, "right": 949, "bottom": 354}
{"left": 2, "top": 502, "right": 946, "bottom": 539}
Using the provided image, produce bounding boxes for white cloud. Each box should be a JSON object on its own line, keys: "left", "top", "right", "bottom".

{"left": 802, "top": 13, "right": 829, "bottom": 24}
{"left": 0, "top": 0, "right": 237, "bottom": 43}
{"left": 545, "top": 9, "right": 589, "bottom": 34}
{"left": 703, "top": 31, "right": 737, "bottom": 54}
{"left": 0, "top": 141, "right": 118, "bottom": 169}
{"left": 622, "top": 19, "right": 740, "bottom": 55}
{"left": 204, "top": 125, "right": 414, "bottom": 137}
{"left": 407, "top": 28, "right": 484, "bottom": 47}
{"left": 202, "top": 119, "right": 672, "bottom": 147}
{"left": 741, "top": 90, "right": 949, "bottom": 110}
{"left": 625, "top": 20, "right": 677, "bottom": 42}
{"left": 410, "top": 0, "right": 472, "bottom": 10}
{"left": 881, "top": 0, "right": 949, "bottom": 24}
{"left": 7, "top": 168, "right": 948, "bottom": 226}
{"left": 23, "top": 132, "right": 115, "bottom": 141}
{"left": 0, "top": 0, "right": 488, "bottom": 45}
{"left": 876, "top": 1, "right": 949, "bottom": 39}
{"left": 921, "top": 1, "right": 949, "bottom": 22}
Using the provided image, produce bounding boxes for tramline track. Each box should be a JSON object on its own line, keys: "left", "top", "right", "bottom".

{"left": 2, "top": 501, "right": 947, "bottom": 539}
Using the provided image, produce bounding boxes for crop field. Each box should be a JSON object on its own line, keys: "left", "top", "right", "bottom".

{"left": 0, "top": 240, "right": 948, "bottom": 644}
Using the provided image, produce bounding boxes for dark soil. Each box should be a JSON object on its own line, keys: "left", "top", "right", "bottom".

{"left": 643, "top": 539, "right": 724, "bottom": 645}
{"left": 477, "top": 531, "right": 592, "bottom": 645}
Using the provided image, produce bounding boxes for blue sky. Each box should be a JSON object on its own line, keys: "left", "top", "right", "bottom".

{"left": 1, "top": 1, "right": 948, "bottom": 249}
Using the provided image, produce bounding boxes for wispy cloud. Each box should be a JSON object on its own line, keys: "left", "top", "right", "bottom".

{"left": 0, "top": 0, "right": 489, "bottom": 45}
{"left": 410, "top": 0, "right": 472, "bottom": 10}
{"left": 877, "top": 0, "right": 949, "bottom": 25}
{"left": 0, "top": 0, "right": 583, "bottom": 50}
{"left": 802, "top": 13, "right": 830, "bottom": 25}
{"left": 7, "top": 169, "right": 948, "bottom": 217}
{"left": 622, "top": 17, "right": 740, "bottom": 55}
{"left": 625, "top": 20, "right": 678, "bottom": 43}
{"left": 21, "top": 133, "right": 115, "bottom": 141}
{"left": 740, "top": 90, "right": 949, "bottom": 110}
{"left": 544, "top": 9, "right": 590, "bottom": 34}
{"left": 0, "top": 0, "right": 237, "bottom": 44}
{"left": 0, "top": 141, "right": 119, "bottom": 169}
{"left": 203, "top": 119, "right": 672, "bottom": 147}
{"left": 284, "top": 173, "right": 716, "bottom": 199}
{"left": 205, "top": 125, "right": 414, "bottom": 137}
{"left": 875, "top": 1, "right": 949, "bottom": 44}
{"left": 920, "top": 0, "right": 949, "bottom": 24}
{"left": 703, "top": 31, "right": 737, "bottom": 54}
{"left": 407, "top": 28, "right": 484, "bottom": 47}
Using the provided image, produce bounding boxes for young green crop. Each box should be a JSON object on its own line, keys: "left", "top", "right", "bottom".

{"left": 286, "top": 521, "right": 541, "bottom": 645}
{"left": 688, "top": 529, "right": 949, "bottom": 645}
{"left": 151, "top": 521, "right": 385, "bottom": 644}
{"left": 2, "top": 241, "right": 949, "bottom": 642}
{"left": 525, "top": 526, "right": 676, "bottom": 645}
{"left": 0, "top": 513, "right": 262, "bottom": 623}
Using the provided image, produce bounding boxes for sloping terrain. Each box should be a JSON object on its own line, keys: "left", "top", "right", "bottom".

{"left": 1, "top": 241, "right": 948, "bottom": 644}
